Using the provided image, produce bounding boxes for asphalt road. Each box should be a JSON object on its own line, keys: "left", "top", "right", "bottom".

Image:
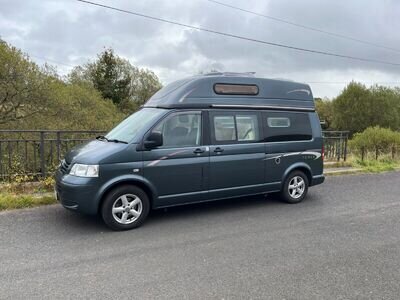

{"left": 1, "top": 172, "right": 400, "bottom": 299}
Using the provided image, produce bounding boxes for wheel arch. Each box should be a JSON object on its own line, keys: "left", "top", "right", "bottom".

{"left": 282, "top": 163, "right": 313, "bottom": 186}
{"left": 95, "top": 176, "right": 157, "bottom": 213}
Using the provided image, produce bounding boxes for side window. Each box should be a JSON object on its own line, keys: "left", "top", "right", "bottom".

{"left": 263, "top": 112, "right": 312, "bottom": 142}
{"left": 153, "top": 112, "right": 201, "bottom": 147}
{"left": 214, "top": 116, "right": 236, "bottom": 142}
{"left": 267, "top": 117, "right": 290, "bottom": 128}
{"left": 211, "top": 112, "right": 260, "bottom": 144}
{"left": 236, "top": 115, "right": 259, "bottom": 141}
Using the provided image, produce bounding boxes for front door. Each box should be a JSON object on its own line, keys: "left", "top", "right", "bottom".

{"left": 143, "top": 111, "right": 208, "bottom": 207}
{"left": 208, "top": 111, "right": 266, "bottom": 199}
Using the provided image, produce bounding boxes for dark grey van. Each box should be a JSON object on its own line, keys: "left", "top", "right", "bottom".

{"left": 55, "top": 73, "right": 324, "bottom": 230}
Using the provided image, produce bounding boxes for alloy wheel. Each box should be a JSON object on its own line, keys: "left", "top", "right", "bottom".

{"left": 288, "top": 176, "right": 305, "bottom": 199}
{"left": 111, "top": 194, "right": 143, "bottom": 225}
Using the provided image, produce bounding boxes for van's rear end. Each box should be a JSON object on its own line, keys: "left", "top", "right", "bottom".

{"left": 308, "top": 111, "right": 324, "bottom": 186}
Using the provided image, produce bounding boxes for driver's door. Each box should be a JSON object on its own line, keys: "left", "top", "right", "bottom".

{"left": 142, "top": 111, "right": 209, "bottom": 207}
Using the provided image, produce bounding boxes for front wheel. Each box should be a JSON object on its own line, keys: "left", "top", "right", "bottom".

{"left": 280, "top": 171, "right": 309, "bottom": 204}
{"left": 101, "top": 185, "right": 150, "bottom": 231}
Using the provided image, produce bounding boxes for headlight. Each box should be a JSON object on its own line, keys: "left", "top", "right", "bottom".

{"left": 69, "top": 164, "right": 99, "bottom": 177}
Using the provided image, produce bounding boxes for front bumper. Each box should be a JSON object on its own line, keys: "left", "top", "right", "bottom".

{"left": 55, "top": 170, "right": 100, "bottom": 215}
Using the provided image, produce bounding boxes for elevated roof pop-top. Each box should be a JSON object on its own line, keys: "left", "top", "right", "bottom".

{"left": 144, "top": 72, "right": 315, "bottom": 112}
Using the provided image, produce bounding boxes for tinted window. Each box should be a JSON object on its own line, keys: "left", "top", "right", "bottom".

{"left": 214, "top": 84, "right": 259, "bottom": 95}
{"left": 212, "top": 112, "right": 260, "bottom": 143}
{"left": 267, "top": 117, "right": 290, "bottom": 128}
{"left": 153, "top": 112, "right": 201, "bottom": 147}
{"left": 263, "top": 112, "right": 312, "bottom": 142}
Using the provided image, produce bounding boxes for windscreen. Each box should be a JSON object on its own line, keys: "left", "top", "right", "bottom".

{"left": 105, "top": 108, "right": 166, "bottom": 143}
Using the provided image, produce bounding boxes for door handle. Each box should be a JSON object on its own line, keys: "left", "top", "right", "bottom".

{"left": 214, "top": 147, "right": 224, "bottom": 153}
{"left": 193, "top": 148, "right": 205, "bottom": 154}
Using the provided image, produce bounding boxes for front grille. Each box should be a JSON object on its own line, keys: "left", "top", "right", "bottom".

{"left": 60, "top": 159, "right": 71, "bottom": 174}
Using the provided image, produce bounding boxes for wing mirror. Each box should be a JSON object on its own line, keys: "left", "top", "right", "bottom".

{"left": 144, "top": 132, "right": 163, "bottom": 149}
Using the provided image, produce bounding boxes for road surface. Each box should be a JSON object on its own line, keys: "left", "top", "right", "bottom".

{"left": 1, "top": 172, "right": 400, "bottom": 299}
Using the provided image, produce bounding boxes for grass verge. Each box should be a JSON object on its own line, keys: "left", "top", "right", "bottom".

{"left": 325, "top": 154, "right": 400, "bottom": 175}
{"left": 0, "top": 193, "right": 56, "bottom": 211}
{"left": 353, "top": 159, "right": 400, "bottom": 173}
{"left": 324, "top": 161, "right": 353, "bottom": 168}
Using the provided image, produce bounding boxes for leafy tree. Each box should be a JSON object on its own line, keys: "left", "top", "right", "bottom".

{"left": 332, "top": 82, "right": 372, "bottom": 133}
{"left": 69, "top": 48, "right": 162, "bottom": 113}
{"left": 70, "top": 48, "right": 131, "bottom": 105}
{"left": 332, "top": 82, "right": 400, "bottom": 133}
{"left": 315, "top": 97, "right": 333, "bottom": 129}
{"left": 0, "top": 41, "right": 124, "bottom": 130}
{"left": 5, "top": 78, "right": 124, "bottom": 131}
{"left": 369, "top": 85, "right": 400, "bottom": 130}
{"left": 0, "top": 42, "right": 55, "bottom": 124}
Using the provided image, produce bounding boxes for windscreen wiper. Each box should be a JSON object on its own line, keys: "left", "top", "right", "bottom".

{"left": 96, "top": 135, "right": 109, "bottom": 142}
{"left": 107, "top": 139, "right": 128, "bottom": 144}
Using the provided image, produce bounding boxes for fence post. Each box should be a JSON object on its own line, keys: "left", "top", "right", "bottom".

{"left": 56, "top": 131, "right": 61, "bottom": 162}
{"left": 343, "top": 132, "right": 348, "bottom": 161}
{"left": 337, "top": 132, "right": 342, "bottom": 161}
{"left": 40, "top": 131, "right": 46, "bottom": 178}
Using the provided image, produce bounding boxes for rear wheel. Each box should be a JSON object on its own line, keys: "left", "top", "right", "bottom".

{"left": 280, "top": 170, "right": 309, "bottom": 204}
{"left": 101, "top": 185, "right": 150, "bottom": 231}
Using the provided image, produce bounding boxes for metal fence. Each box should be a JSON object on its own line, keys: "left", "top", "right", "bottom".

{"left": 322, "top": 131, "right": 349, "bottom": 161}
{"left": 0, "top": 130, "right": 106, "bottom": 180}
{"left": 0, "top": 129, "right": 349, "bottom": 180}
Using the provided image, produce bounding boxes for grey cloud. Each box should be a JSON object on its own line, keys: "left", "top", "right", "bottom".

{"left": 1, "top": 0, "right": 400, "bottom": 98}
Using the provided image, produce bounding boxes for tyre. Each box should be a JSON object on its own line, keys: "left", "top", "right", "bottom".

{"left": 280, "top": 170, "right": 309, "bottom": 204}
{"left": 101, "top": 185, "right": 150, "bottom": 231}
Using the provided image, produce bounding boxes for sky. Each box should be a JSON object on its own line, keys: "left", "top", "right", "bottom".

{"left": 1, "top": 0, "right": 400, "bottom": 98}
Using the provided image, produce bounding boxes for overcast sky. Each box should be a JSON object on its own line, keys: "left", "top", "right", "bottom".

{"left": 1, "top": 0, "right": 400, "bottom": 98}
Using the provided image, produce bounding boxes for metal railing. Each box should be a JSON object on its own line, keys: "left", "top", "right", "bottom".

{"left": 322, "top": 131, "right": 349, "bottom": 161}
{"left": 0, "top": 129, "right": 350, "bottom": 180}
{"left": 0, "top": 130, "right": 106, "bottom": 179}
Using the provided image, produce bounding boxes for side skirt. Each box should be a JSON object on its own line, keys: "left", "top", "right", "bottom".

{"left": 154, "top": 182, "right": 281, "bottom": 209}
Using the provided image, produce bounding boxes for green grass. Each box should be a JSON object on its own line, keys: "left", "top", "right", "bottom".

{"left": 324, "top": 161, "right": 353, "bottom": 168}
{"left": 353, "top": 158, "right": 400, "bottom": 173}
{"left": 0, "top": 193, "right": 56, "bottom": 211}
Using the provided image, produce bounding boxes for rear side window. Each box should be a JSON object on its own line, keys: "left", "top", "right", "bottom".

{"left": 267, "top": 117, "right": 290, "bottom": 128}
{"left": 211, "top": 112, "right": 260, "bottom": 144}
{"left": 263, "top": 112, "right": 312, "bottom": 142}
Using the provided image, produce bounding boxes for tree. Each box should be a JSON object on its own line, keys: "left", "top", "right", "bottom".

{"left": 332, "top": 82, "right": 400, "bottom": 134}
{"left": 369, "top": 85, "right": 400, "bottom": 130}
{"left": 0, "top": 41, "right": 124, "bottom": 130}
{"left": 70, "top": 48, "right": 131, "bottom": 105}
{"left": 315, "top": 97, "right": 333, "bottom": 129}
{"left": 69, "top": 48, "right": 162, "bottom": 113}
{"left": 332, "top": 82, "right": 372, "bottom": 133}
{"left": 0, "top": 42, "right": 54, "bottom": 124}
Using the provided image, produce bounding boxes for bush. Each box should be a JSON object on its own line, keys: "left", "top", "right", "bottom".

{"left": 349, "top": 126, "right": 400, "bottom": 160}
